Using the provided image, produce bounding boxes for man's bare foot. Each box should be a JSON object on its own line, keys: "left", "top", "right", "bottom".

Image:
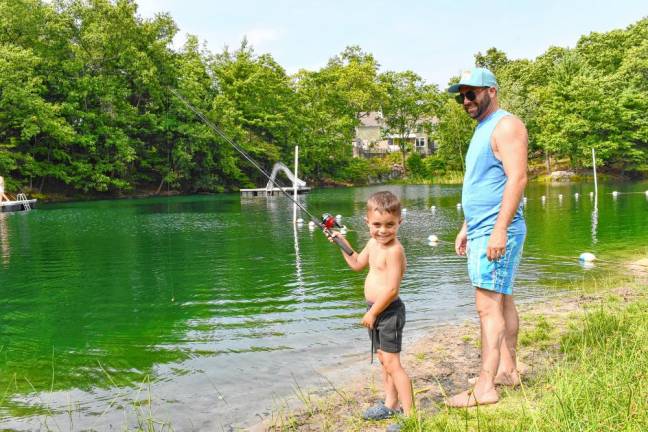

{"left": 468, "top": 370, "right": 521, "bottom": 387}
{"left": 445, "top": 388, "right": 499, "bottom": 408}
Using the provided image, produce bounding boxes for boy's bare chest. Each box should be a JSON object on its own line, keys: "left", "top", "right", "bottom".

{"left": 368, "top": 251, "right": 388, "bottom": 271}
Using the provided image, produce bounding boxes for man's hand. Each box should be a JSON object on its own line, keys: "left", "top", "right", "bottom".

{"left": 487, "top": 227, "right": 507, "bottom": 261}
{"left": 362, "top": 310, "right": 377, "bottom": 329}
{"left": 455, "top": 226, "right": 468, "bottom": 256}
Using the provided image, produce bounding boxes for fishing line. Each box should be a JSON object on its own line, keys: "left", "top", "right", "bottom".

{"left": 168, "top": 88, "right": 353, "bottom": 255}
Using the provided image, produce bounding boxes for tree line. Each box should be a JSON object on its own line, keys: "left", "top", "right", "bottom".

{"left": 0, "top": 0, "right": 646, "bottom": 196}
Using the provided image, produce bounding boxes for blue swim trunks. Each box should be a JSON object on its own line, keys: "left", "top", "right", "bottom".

{"left": 467, "top": 233, "right": 525, "bottom": 295}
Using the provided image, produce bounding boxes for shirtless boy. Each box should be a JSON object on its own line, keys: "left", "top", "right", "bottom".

{"left": 329, "top": 191, "right": 413, "bottom": 429}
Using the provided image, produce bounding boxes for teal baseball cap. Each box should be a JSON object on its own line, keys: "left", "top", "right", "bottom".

{"left": 447, "top": 67, "right": 498, "bottom": 93}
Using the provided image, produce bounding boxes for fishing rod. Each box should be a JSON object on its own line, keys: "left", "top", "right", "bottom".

{"left": 168, "top": 87, "right": 353, "bottom": 256}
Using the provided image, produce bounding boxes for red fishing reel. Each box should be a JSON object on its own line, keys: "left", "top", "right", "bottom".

{"left": 321, "top": 213, "right": 343, "bottom": 230}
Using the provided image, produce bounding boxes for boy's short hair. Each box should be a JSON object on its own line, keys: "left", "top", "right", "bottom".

{"left": 367, "top": 191, "right": 401, "bottom": 216}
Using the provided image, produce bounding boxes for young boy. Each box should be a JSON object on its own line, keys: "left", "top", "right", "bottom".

{"left": 329, "top": 191, "right": 413, "bottom": 427}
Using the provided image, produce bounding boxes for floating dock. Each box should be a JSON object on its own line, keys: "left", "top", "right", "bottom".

{"left": 0, "top": 199, "right": 37, "bottom": 213}
{"left": 240, "top": 187, "right": 310, "bottom": 198}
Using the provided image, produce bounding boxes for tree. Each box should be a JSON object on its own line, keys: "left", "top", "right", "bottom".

{"left": 432, "top": 96, "right": 474, "bottom": 172}
{"left": 474, "top": 47, "right": 509, "bottom": 73}
{"left": 292, "top": 46, "right": 384, "bottom": 181}
{"left": 378, "top": 71, "right": 438, "bottom": 169}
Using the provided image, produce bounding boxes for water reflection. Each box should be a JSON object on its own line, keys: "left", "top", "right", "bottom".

{"left": 293, "top": 221, "right": 305, "bottom": 299}
{"left": 0, "top": 213, "right": 9, "bottom": 266}
{"left": 591, "top": 209, "right": 599, "bottom": 245}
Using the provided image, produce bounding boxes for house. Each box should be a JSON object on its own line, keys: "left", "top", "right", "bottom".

{"left": 352, "top": 112, "right": 436, "bottom": 158}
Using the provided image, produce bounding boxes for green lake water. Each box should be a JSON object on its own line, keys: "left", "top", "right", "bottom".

{"left": 0, "top": 182, "right": 646, "bottom": 429}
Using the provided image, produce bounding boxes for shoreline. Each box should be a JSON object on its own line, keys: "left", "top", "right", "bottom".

{"left": 252, "top": 257, "right": 648, "bottom": 431}
{"left": 20, "top": 175, "right": 646, "bottom": 204}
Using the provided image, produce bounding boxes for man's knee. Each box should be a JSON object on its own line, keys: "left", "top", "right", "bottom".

{"left": 475, "top": 291, "right": 504, "bottom": 318}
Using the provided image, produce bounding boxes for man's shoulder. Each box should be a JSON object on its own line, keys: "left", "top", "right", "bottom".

{"left": 494, "top": 113, "right": 526, "bottom": 134}
{"left": 493, "top": 114, "right": 528, "bottom": 146}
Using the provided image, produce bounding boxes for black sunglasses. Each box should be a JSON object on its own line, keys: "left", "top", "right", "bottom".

{"left": 455, "top": 88, "right": 485, "bottom": 104}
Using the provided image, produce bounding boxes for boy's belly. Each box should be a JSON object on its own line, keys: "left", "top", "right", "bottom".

{"left": 364, "top": 272, "right": 386, "bottom": 303}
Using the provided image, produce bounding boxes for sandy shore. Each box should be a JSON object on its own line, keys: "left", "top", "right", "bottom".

{"left": 251, "top": 258, "right": 647, "bottom": 432}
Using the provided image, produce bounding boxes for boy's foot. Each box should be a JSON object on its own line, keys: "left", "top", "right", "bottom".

{"left": 445, "top": 388, "right": 499, "bottom": 408}
{"left": 468, "top": 370, "right": 521, "bottom": 387}
{"left": 362, "top": 402, "right": 399, "bottom": 420}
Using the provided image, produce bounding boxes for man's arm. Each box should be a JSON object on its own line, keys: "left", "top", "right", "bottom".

{"left": 488, "top": 116, "right": 528, "bottom": 261}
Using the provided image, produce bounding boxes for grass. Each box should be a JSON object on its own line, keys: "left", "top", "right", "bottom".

{"left": 401, "top": 278, "right": 648, "bottom": 432}
{"left": 393, "top": 171, "right": 466, "bottom": 185}
{"left": 518, "top": 315, "right": 553, "bottom": 348}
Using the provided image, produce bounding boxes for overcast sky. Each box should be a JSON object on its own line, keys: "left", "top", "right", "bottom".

{"left": 135, "top": 0, "right": 647, "bottom": 88}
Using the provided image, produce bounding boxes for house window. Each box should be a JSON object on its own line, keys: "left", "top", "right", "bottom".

{"left": 415, "top": 137, "right": 426, "bottom": 147}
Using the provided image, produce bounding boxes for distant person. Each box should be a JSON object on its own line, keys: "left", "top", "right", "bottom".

{"left": 0, "top": 176, "right": 10, "bottom": 203}
{"left": 445, "top": 67, "right": 528, "bottom": 407}
{"left": 328, "top": 191, "right": 412, "bottom": 431}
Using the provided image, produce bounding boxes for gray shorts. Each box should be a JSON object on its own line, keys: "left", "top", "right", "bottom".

{"left": 368, "top": 298, "right": 406, "bottom": 353}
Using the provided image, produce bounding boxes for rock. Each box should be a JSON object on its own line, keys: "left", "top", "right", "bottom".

{"left": 550, "top": 170, "right": 576, "bottom": 182}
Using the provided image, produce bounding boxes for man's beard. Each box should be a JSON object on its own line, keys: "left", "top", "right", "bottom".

{"left": 468, "top": 92, "right": 492, "bottom": 119}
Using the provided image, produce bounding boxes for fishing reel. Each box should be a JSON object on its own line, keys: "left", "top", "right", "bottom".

{"left": 321, "top": 213, "right": 343, "bottom": 230}
{"left": 320, "top": 213, "right": 353, "bottom": 256}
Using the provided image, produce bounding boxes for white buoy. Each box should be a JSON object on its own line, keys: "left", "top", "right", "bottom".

{"left": 308, "top": 220, "right": 316, "bottom": 228}
{"left": 456, "top": 203, "right": 462, "bottom": 209}
{"left": 589, "top": 191, "right": 594, "bottom": 198}
{"left": 296, "top": 218, "right": 304, "bottom": 225}
{"left": 335, "top": 214, "right": 342, "bottom": 220}
{"left": 574, "top": 192, "right": 579, "bottom": 199}
{"left": 645, "top": 190, "right": 648, "bottom": 197}
{"left": 579, "top": 252, "right": 596, "bottom": 262}
{"left": 430, "top": 205, "right": 436, "bottom": 211}
{"left": 402, "top": 208, "right": 408, "bottom": 214}
{"left": 523, "top": 197, "right": 528, "bottom": 205}
{"left": 427, "top": 234, "right": 439, "bottom": 242}
{"left": 558, "top": 194, "right": 563, "bottom": 200}
{"left": 612, "top": 191, "right": 619, "bottom": 198}
{"left": 340, "top": 226, "right": 348, "bottom": 235}
{"left": 580, "top": 261, "right": 595, "bottom": 270}
{"left": 541, "top": 195, "right": 546, "bottom": 201}
{"left": 428, "top": 241, "right": 439, "bottom": 247}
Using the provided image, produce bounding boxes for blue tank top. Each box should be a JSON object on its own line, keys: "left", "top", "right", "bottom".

{"left": 462, "top": 109, "right": 526, "bottom": 240}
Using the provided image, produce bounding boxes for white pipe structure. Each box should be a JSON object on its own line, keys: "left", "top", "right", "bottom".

{"left": 592, "top": 147, "right": 598, "bottom": 211}
{"left": 293, "top": 146, "right": 299, "bottom": 223}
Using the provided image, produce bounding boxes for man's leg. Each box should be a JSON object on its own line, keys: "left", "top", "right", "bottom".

{"left": 446, "top": 287, "right": 504, "bottom": 407}
{"left": 495, "top": 294, "right": 521, "bottom": 385}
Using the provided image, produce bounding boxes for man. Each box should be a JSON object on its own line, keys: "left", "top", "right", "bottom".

{"left": 0, "top": 176, "right": 9, "bottom": 203}
{"left": 445, "top": 67, "right": 528, "bottom": 407}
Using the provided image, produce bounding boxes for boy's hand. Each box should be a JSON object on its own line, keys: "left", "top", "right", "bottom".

{"left": 326, "top": 229, "right": 339, "bottom": 243}
{"left": 362, "top": 310, "right": 377, "bottom": 329}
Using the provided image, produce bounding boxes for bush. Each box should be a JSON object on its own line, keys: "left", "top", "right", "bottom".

{"left": 424, "top": 155, "right": 447, "bottom": 174}
{"left": 406, "top": 153, "right": 428, "bottom": 178}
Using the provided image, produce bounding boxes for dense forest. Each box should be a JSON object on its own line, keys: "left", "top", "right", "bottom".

{"left": 0, "top": 0, "right": 646, "bottom": 197}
